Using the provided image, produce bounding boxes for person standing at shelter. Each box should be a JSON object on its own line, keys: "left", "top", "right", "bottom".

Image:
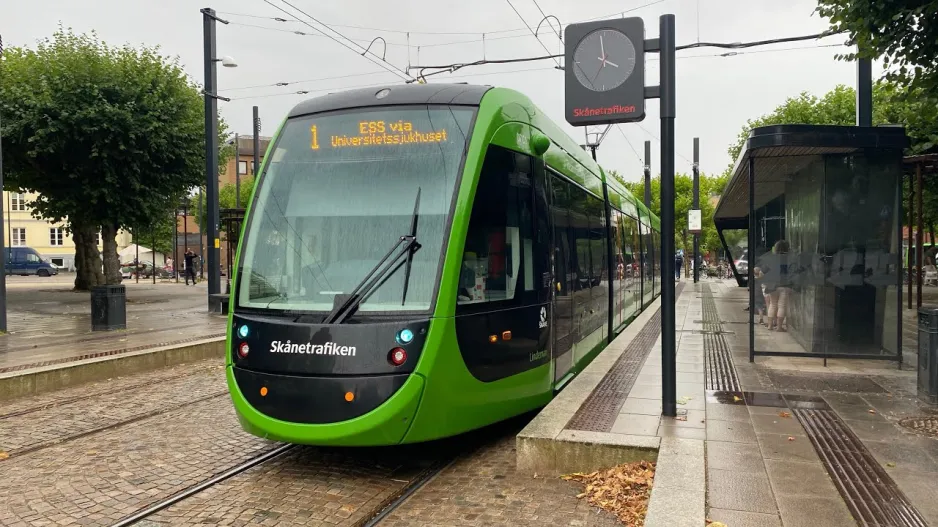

{"left": 184, "top": 250, "right": 199, "bottom": 286}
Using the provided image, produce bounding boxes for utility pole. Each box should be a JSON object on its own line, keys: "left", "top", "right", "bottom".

{"left": 253, "top": 106, "right": 261, "bottom": 192}
{"left": 202, "top": 7, "right": 226, "bottom": 310}
{"left": 856, "top": 58, "right": 872, "bottom": 127}
{"left": 234, "top": 133, "right": 240, "bottom": 209}
{"left": 658, "top": 14, "right": 677, "bottom": 417}
{"left": 692, "top": 137, "right": 700, "bottom": 283}
{"left": 198, "top": 188, "right": 204, "bottom": 279}
{"left": 0, "top": 33, "right": 8, "bottom": 332}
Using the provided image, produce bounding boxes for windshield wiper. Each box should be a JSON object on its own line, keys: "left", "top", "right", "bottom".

{"left": 323, "top": 188, "right": 422, "bottom": 324}
{"left": 400, "top": 188, "right": 421, "bottom": 305}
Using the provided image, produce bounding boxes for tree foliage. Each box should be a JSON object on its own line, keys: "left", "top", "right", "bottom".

{"left": 610, "top": 171, "right": 729, "bottom": 261}
{"left": 189, "top": 177, "right": 257, "bottom": 233}
{"left": 815, "top": 0, "right": 938, "bottom": 97}
{"left": 726, "top": 82, "right": 938, "bottom": 230}
{"left": 0, "top": 27, "right": 228, "bottom": 289}
{"left": 728, "top": 82, "right": 938, "bottom": 163}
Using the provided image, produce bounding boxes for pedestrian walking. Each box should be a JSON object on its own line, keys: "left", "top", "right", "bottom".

{"left": 184, "top": 250, "right": 198, "bottom": 285}
{"left": 674, "top": 251, "right": 683, "bottom": 280}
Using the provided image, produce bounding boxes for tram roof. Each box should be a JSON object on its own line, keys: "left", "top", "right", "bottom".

{"left": 288, "top": 83, "right": 492, "bottom": 118}
{"left": 714, "top": 124, "right": 909, "bottom": 225}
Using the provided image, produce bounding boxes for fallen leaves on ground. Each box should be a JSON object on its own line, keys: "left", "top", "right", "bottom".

{"left": 562, "top": 461, "right": 655, "bottom": 526}
{"left": 677, "top": 396, "right": 692, "bottom": 405}
{"left": 0, "top": 451, "right": 8, "bottom": 461}
{"left": 868, "top": 409, "right": 877, "bottom": 414}
{"left": 778, "top": 411, "right": 791, "bottom": 418}
{"left": 732, "top": 395, "right": 743, "bottom": 402}
{"left": 788, "top": 436, "right": 796, "bottom": 441}
{"left": 706, "top": 522, "right": 728, "bottom": 527}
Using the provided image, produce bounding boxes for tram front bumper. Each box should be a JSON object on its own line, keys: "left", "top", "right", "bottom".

{"left": 227, "top": 366, "right": 426, "bottom": 446}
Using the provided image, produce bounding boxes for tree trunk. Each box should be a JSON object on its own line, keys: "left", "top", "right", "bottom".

{"left": 101, "top": 222, "right": 122, "bottom": 284}
{"left": 73, "top": 223, "right": 104, "bottom": 291}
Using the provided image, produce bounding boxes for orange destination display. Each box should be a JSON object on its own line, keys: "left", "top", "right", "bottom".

{"left": 310, "top": 120, "right": 450, "bottom": 150}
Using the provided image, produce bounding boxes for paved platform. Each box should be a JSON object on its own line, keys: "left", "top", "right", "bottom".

{"left": 0, "top": 277, "right": 226, "bottom": 400}
{"left": 518, "top": 277, "right": 938, "bottom": 527}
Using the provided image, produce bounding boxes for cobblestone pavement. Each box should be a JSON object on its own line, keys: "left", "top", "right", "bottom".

{"left": 0, "top": 361, "right": 227, "bottom": 455}
{"left": 0, "top": 360, "right": 221, "bottom": 418}
{"left": 145, "top": 445, "right": 432, "bottom": 526}
{"left": 382, "top": 434, "right": 621, "bottom": 527}
{"left": 0, "top": 383, "right": 274, "bottom": 526}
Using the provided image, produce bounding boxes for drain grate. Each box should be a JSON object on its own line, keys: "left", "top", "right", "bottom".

{"left": 898, "top": 416, "right": 938, "bottom": 438}
{"left": 565, "top": 283, "right": 685, "bottom": 432}
{"left": 795, "top": 408, "right": 928, "bottom": 527}
{"left": 701, "top": 284, "right": 741, "bottom": 392}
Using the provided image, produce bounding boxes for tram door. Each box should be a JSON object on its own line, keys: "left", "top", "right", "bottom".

{"left": 549, "top": 172, "right": 576, "bottom": 385}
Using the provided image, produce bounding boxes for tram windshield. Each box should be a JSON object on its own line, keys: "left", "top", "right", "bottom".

{"left": 237, "top": 105, "right": 475, "bottom": 314}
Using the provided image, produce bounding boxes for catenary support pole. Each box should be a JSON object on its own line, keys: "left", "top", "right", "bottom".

{"left": 234, "top": 133, "right": 240, "bottom": 209}
{"left": 198, "top": 188, "right": 204, "bottom": 279}
{"left": 253, "top": 106, "right": 261, "bottom": 190}
{"left": 203, "top": 7, "right": 222, "bottom": 309}
{"left": 693, "top": 137, "right": 699, "bottom": 283}
{"left": 135, "top": 235, "right": 139, "bottom": 284}
{"left": 856, "top": 58, "right": 872, "bottom": 127}
{"left": 643, "top": 140, "right": 652, "bottom": 208}
{"left": 659, "top": 14, "right": 677, "bottom": 418}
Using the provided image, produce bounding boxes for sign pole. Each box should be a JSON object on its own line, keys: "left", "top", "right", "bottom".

{"left": 658, "top": 14, "right": 677, "bottom": 417}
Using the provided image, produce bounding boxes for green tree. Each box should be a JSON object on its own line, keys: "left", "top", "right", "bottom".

{"left": 727, "top": 82, "right": 937, "bottom": 234}
{"left": 0, "top": 28, "right": 229, "bottom": 290}
{"left": 615, "top": 171, "right": 723, "bottom": 266}
{"left": 815, "top": 1, "right": 938, "bottom": 98}
{"left": 189, "top": 177, "right": 257, "bottom": 239}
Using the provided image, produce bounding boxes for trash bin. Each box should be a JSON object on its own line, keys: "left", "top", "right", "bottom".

{"left": 918, "top": 307, "right": 938, "bottom": 404}
{"left": 91, "top": 284, "right": 127, "bottom": 331}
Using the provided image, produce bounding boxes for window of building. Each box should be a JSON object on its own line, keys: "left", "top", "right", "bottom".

{"left": 12, "top": 228, "right": 26, "bottom": 247}
{"left": 238, "top": 160, "right": 248, "bottom": 175}
{"left": 457, "top": 145, "right": 537, "bottom": 307}
{"left": 51, "top": 258, "right": 64, "bottom": 268}
{"left": 10, "top": 193, "right": 27, "bottom": 211}
{"left": 50, "top": 228, "right": 65, "bottom": 246}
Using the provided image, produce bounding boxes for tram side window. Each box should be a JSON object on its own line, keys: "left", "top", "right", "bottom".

{"left": 458, "top": 145, "right": 536, "bottom": 306}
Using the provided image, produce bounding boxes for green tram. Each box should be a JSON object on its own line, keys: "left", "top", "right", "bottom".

{"left": 227, "top": 83, "right": 662, "bottom": 446}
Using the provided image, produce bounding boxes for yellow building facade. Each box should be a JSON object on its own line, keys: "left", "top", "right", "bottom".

{"left": 2, "top": 191, "right": 132, "bottom": 271}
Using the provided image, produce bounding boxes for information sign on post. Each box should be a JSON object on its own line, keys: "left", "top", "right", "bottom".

{"left": 564, "top": 18, "right": 646, "bottom": 126}
{"left": 688, "top": 209, "right": 702, "bottom": 234}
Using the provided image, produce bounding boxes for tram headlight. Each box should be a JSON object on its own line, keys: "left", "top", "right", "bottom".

{"left": 238, "top": 342, "right": 250, "bottom": 358}
{"left": 396, "top": 328, "right": 414, "bottom": 345}
{"left": 237, "top": 324, "right": 250, "bottom": 339}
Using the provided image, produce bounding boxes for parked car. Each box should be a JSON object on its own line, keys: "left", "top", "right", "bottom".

{"left": 5, "top": 247, "right": 59, "bottom": 277}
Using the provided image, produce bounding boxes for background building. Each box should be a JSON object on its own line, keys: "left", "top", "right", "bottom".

{"left": 2, "top": 191, "right": 132, "bottom": 270}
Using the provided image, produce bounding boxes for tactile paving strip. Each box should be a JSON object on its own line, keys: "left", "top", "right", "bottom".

{"left": 0, "top": 333, "right": 226, "bottom": 374}
{"left": 795, "top": 408, "right": 928, "bottom": 527}
{"left": 565, "top": 283, "right": 685, "bottom": 432}
{"left": 701, "top": 284, "right": 741, "bottom": 392}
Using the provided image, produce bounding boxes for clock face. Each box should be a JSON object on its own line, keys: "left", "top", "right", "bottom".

{"left": 572, "top": 29, "right": 637, "bottom": 92}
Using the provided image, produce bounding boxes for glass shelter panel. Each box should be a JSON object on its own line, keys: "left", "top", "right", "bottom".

{"left": 750, "top": 153, "right": 902, "bottom": 359}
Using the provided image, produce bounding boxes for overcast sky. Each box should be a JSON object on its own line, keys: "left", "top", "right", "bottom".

{"left": 4, "top": 0, "right": 879, "bottom": 182}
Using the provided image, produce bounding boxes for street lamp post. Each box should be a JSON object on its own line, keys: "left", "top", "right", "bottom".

{"left": 201, "top": 7, "right": 236, "bottom": 311}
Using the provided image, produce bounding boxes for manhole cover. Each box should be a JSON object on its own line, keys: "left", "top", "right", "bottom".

{"left": 898, "top": 416, "right": 938, "bottom": 438}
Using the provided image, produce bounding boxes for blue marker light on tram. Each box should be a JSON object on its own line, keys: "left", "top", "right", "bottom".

{"left": 397, "top": 328, "right": 414, "bottom": 345}
{"left": 238, "top": 325, "right": 250, "bottom": 339}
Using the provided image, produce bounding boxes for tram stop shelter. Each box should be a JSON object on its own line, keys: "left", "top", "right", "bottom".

{"left": 713, "top": 124, "right": 909, "bottom": 363}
